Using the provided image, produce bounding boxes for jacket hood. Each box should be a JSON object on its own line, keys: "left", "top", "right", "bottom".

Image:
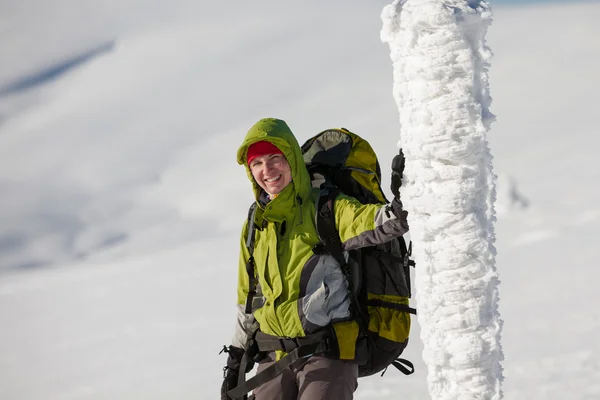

{"left": 237, "top": 118, "right": 312, "bottom": 203}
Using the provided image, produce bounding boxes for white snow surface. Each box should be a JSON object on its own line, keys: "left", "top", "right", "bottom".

{"left": 1, "top": 1, "right": 600, "bottom": 399}
{"left": 381, "top": 1, "right": 502, "bottom": 398}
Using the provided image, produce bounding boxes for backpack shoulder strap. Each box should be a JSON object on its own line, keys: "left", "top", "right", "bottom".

{"left": 244, "top": 203, "right": 258, "bottom": 314}
{"left": 313, "top": 188, "right": 346, "bottom": 268}
{"left": 314, "top": 189, "right": 368, "bottom": 330}
{"left": 246, "top": 203, "right": 258, "bottom": 253}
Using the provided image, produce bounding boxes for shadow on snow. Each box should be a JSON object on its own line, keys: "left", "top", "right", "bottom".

{"left": 0, "top": 41, "right": 116, "bottom": 98}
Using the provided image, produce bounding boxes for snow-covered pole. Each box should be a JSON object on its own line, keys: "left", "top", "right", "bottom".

{"left": 381, "top": 1, "right": 503, "bottom": 399}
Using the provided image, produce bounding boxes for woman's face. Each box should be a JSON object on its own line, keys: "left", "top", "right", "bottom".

{"left": 249, "top": 153, "right": 292, "bottom": 195}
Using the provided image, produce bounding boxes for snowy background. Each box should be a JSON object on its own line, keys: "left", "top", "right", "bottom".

{"left": 1, "top": 0, "right": 599, "bottom": 399}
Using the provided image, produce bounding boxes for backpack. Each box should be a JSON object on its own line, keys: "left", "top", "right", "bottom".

{"left": 301, "top": 128, "right": 416, "bottom": 377}
{"left": 227, "top": 128, "right": 416, "bottom": 400}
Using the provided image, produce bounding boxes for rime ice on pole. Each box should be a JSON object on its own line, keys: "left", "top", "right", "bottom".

{"left": 381, "top": 1, "right": 503, "bottom": 399}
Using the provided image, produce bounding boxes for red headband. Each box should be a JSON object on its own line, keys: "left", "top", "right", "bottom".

{"left": 247, "top": 141, "right": 283, "bottom": 165}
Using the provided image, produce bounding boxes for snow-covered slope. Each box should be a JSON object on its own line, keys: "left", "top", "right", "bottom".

{"left": 1, "top": 1, "right": 599, "bottom": 399}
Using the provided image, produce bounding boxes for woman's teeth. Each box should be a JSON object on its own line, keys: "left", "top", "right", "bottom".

{"left": 265, "top": 175, "right": 281, "bottom": 183}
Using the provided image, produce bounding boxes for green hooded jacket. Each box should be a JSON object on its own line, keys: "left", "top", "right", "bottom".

{"left": 232, "top": 118, "right": 409, "bottom": 358}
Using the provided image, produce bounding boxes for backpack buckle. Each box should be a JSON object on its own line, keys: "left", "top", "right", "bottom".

{"left": 312, "top": 243, "right": 326, "bottom": 255}
{"left": 278, "top": 337, "right": 300, "bottom": 353}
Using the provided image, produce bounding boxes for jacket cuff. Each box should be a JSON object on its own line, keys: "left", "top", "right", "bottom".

{"left": 390, "top": 198, "right": 409, "bottom": 229}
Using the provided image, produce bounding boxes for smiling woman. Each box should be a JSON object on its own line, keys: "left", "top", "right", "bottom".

{"left": 1, "top": 0, "right": 599, "bottom": 399}
{"left": 222, "top": 118, "right": 412, "bottom": 400}
{"left": 247, "top": 142, "right": 293, "bottom": 198}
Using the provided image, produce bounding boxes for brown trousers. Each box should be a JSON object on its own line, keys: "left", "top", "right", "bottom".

{"left": 252, "top": 355, "right": 359, "bottom": 400}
